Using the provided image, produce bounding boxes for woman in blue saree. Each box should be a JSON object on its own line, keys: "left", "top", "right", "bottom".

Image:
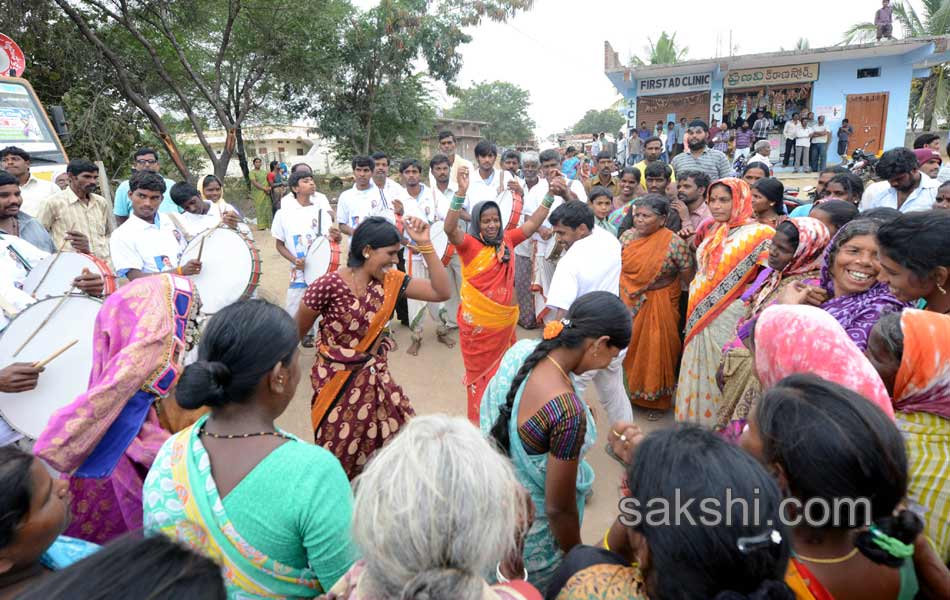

{"left": 480, "top": 291, "right": 631, "bottom": 594}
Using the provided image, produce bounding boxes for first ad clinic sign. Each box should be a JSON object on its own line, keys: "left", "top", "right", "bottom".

{"left": 637, "top": 73, "right": 711, "bottom": 96}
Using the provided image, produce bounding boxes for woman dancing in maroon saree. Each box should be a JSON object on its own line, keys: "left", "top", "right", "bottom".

{"left": 295, "top": 216, "right": 450, "bottom": 479}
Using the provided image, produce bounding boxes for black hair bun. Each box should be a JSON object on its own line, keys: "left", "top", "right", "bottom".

{"left": 176, "top": 360, "right": 231, "bottom": 409}
{"left": 713, "top": 580, "right": 795, "bottom": 600}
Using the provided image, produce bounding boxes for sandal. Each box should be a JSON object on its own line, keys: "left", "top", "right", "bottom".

{"left": 647, "top": 410, "right": 663, "bottom": 422}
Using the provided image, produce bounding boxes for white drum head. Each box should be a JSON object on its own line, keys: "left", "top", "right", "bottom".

{"left": 495, "top": 191, "right": 514, "bottom": 229}
{"left": 304, "top": 237, "right": 332, "bottom": 285}
{"left": 181, "top": 228, "right": 257, "bottom": 314}
{"left": 23, "top": 253, "right": 99, "bottom": 299}
{"left": 0, "top": 294, "right": 101, "bottom": 439}
{"left": 428, "top": 221, "right": 449, "bottom": 260}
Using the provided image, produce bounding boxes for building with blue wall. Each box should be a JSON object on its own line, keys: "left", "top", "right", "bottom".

{"left": 604, "top": 37, "right": 950, "bottom": 167}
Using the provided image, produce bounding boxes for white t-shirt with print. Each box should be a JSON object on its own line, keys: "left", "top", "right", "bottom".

{"left": 110, "top": 214, "right": 182, "bottom": 277}
{"left": 337, "top": 185, "right": 396, "bottom": 229}
{"left": 271, "top": 203, "right": 333, "bottom": 287}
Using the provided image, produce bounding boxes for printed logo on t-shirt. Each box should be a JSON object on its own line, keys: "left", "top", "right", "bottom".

{"left": 154, "top": 256, "right": 172, "bottom": 271}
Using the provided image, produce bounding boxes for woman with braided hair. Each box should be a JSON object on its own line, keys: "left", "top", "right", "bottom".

{"left": 480, "top": 291, "right": 631, "bottom": 593}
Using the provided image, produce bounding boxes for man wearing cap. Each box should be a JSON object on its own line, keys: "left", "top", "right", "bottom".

{"left": 671, "top": 120, "right": 732, "bottom": 181}
{"left": 913, "top": 148, "right": 942, "bottom": 180}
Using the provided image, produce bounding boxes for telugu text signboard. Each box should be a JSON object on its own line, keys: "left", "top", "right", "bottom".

{"left": 725, "top": 63, "right": 819, "bottom": 89}
{"left": 637, "top": 73, "right": 711, "bottom": 96}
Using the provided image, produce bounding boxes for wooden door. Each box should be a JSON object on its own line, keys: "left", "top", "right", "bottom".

{"left": 845, "top": 93, "right": 888, "bottom": 156}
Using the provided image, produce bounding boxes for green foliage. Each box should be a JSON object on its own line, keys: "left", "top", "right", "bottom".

{"left": 571, "top": 108, "right": 625, "bottom": 136}
{"left": 630, "top": 31, "right": 688, "bottom": 66}
{"left": 297, "top": 0, "right": 532, "bottom": 160}
{"left": 447, "top": 80, "right": 536, "bottom": 145}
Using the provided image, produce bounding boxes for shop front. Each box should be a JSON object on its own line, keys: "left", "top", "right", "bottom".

{"left": 634, "top": 72, "right": 712, "bottom": 134}
{"left": 723, "top": 63, "right": 819, "bottom": 128}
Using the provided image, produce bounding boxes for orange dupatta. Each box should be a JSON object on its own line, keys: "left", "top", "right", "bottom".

{"left": 686, "top": 178, "right": 773, "bottom": 345}
{"left": 310, "top": 269, "right": 406, "bottom": 430}
{"left": 620, "top": 228, "right": 682, "bottom": 409}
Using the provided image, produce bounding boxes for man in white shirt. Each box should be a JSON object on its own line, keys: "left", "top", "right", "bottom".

{"left": 272, "top": 171, "right": 341, "bottom": 347}
{"left": 546, "top": 201, "right": 632, "bottom": 425}
{"left": 809, "top": 115, "right": 831, "bottom": 172}
{"left": 860, "top": 147, "right": 939, "bottom": 213}
{"left": 0, "top": 146, "right": 60, "bottom": 217}
{"left": 279, "top": 163, "right": 321, "bottom": 210}
{"left": 337, "top": 156, "right": 394, "bottom": 234}
{"left": 110, "top": 172, "right": 201, "bottom": 280}
{"left": 428, "top": 154, "right": 464, "bottom": 336}
{"left": 398, "top": 158, "right": 454, "bottom": 355}
{"left": 514, "top": 152, "right": 543, "bottom": 329}
{"left": 371, "top": 151, "right": 412, "bottom": 326}
{"left": 782, "top": 112, "right": 800, "bottom": 167}
{"left": 532, "top": 148, "right": 587, "bottom": 324}
{"left": 793, "top": 117, "right": 813, "bottom": 173}
{"left": 112, "top": 148, "right": 180, "bottom": 225}
{"left": 463, "top": 140, "right": 520, "bottom": 219}
{"left": 428, "top": 130, "right": 474, "bottom": 195}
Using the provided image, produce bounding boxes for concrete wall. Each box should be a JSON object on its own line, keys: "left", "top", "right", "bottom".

{"left": 811, "top": 54, "right": 912, "bottom": 165}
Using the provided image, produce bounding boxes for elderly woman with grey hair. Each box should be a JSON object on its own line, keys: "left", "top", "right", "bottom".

{"left": 514, "top": 151, "right": 543, "bottom": 329}
{"left": 618, "top": 194, "right": 695, "bottom": 420}
{"left": 324, "top": 415, "right": 542, "bottom": 600}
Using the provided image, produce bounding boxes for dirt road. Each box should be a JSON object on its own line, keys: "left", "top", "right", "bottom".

{"left": 250, "top": 228, "right": 672, "bottom": 544}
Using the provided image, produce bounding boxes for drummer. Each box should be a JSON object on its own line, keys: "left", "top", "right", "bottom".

{"left": 399, "top": 158, "right": 454, "bottom": 355}
{"left": 167, "top": 181, "right": 245, "bottom": 242}
{"left": 272, "top": 171, "right": 341, "bottom": 348}
{"left": 110, "top": 172, "right": 201, "bottom": 281}
{"left": 0, "top": 170, "right": 56, "bottom": 253}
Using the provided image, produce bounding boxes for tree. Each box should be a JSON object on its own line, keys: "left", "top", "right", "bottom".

{"left": 844, "top": 0, "right": 950, "bottom": 130}
{"left": 49, "top": 0, "right": 348, "bottom": 180}
{"left": 447, "top": 81, "right": 536, "bottom": 146}
{"left": 571, "top": 108, "right": 624, "bottom": 136}
{"left": 781, "top": 37, "right": 811, "bottom": 51}
{"left": 630, "top": 31, "right": 688, "bottom": 66}
{"left": 297, "top": 0, "right": 534, "bottom": 159}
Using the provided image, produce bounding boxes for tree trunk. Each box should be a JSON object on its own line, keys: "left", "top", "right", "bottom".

{"left": 921, "top": 69, "right": 938, "bottom": 132}
{"left": 235, "top": 126, "right": 251, "bottom": 187}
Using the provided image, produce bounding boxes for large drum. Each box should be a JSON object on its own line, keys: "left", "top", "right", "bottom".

{"left": 180, "top": 227, "right": 261, "bottom": 314}
{"left": 496, "top": 190, "right": 524, "bottom": 231}
{"left": 303, "top": 237, "right": 342, "bottom": 285}
{"left": 23, "top": 252, "right": 117, "bottom": 299}
{"left": 0, "top": 294, "right": 101, "bottom": 439}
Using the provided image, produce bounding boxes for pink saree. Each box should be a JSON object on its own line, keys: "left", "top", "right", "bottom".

{"left": 33, "top": 274, "right": 198, "bottom": 544}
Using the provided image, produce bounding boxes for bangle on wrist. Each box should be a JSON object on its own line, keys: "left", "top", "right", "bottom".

{"left": 541, "top": 194, "right": 555, "bottom": 209}
{"left": 450, "top": 195, "right": 465, "bottom": 211}
{"left": 176, "top": 266, "right": 183, "bottom": 276}
{"left": 496, "top": 562, "right": 528, "bottom": 584}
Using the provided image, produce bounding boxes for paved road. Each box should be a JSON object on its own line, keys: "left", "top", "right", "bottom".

{"left": 249, "top": 228, "right": 673, "bottom": 544}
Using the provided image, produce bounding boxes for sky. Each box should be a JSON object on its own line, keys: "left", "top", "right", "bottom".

{"left": 354, "top": 0, "right": 920, "bottom": 137}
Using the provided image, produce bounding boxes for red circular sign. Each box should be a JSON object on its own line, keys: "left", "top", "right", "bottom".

{"left": 0, "top": 33, "right": 25, "bottom": 77}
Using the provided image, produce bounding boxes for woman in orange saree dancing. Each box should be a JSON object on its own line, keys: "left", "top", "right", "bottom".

{"left": 674, "top": 178, "right": 774, "bottom": 427}
{"left": 444, "top": 166, "right": 554, "bottom": 422}
{"left": 619, "top": 194, "right": 695, "bottom": 420}
{"left": 296, "top": 216, "right": 450, "bottom": 479}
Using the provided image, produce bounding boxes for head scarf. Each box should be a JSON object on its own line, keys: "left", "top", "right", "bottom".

{"left": 35, "top": 274, "right": 200, "bottom": 475}
{"left": 698, "top": 177, "right": 758, "bottom": 277}
{"left": 755, "top": 304, "right": 894, "bottom": 418}
{"left": 819, "top": 220, "right": 907, "bottom": 349}
{"left": 468, "top": 200, "right": 510, "bottom": 263}
{"left": 750, "top": 217, "right": 830, "bottom": 316}
{"left": 893, "top": 309, "right": 950, "bottom": 419}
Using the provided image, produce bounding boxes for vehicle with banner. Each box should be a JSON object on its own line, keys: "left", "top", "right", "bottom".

{"left": 0, "top": 34, "right": 68, "bottom": 181}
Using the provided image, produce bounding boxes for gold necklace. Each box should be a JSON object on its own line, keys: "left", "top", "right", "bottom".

{"left": 794, "top": 547, "right": 859, "bottom": 565}
{"left": 546, "top": 356, "right": 573, "bottom": 386}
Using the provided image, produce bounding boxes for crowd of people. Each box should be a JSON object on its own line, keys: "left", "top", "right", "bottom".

{"left": 0, "top": 115, "right": 949, "bottom": 600}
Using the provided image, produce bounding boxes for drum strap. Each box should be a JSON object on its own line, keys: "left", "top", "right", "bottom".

{"left": 1, "top": 236, "right": 33, "bottom": 272}
{"left": 496, "top": 168, "right": 505, "bottom": 194}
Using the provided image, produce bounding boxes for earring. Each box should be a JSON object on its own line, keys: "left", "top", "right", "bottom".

{"left": 939, "top": 283, "right": 947, "bottom": 295}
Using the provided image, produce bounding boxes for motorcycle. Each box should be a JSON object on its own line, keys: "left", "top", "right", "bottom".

{"left": 846, "top": 139, "right": 878, "bottom": 185}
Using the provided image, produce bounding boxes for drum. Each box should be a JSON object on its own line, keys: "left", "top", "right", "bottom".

{"left": 180, "top": 227, "right": 262, "bottom": 314}
{"left": 0, "top": 294, "right": 101, "bottom": 439}
{"left": 496, "top": 190, "right": 524, "bottom": 231}
{"left": 23, "top": 252, "right": 117, "bottom": 299}
{"left": 304, "top": 237, "right": 342, "bottom": 285}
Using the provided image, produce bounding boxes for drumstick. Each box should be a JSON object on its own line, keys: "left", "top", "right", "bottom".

{"left": 32, "top": 339, "right": 78, "bottom": 369}
{"left": 29, "top": 239, "right": 69, "bottom": 295}
{"left": 12, "top": 287, "right": 73, "bottom": 357}
{"left": 196, "top": 234, "right": 206, "bottom": 262}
